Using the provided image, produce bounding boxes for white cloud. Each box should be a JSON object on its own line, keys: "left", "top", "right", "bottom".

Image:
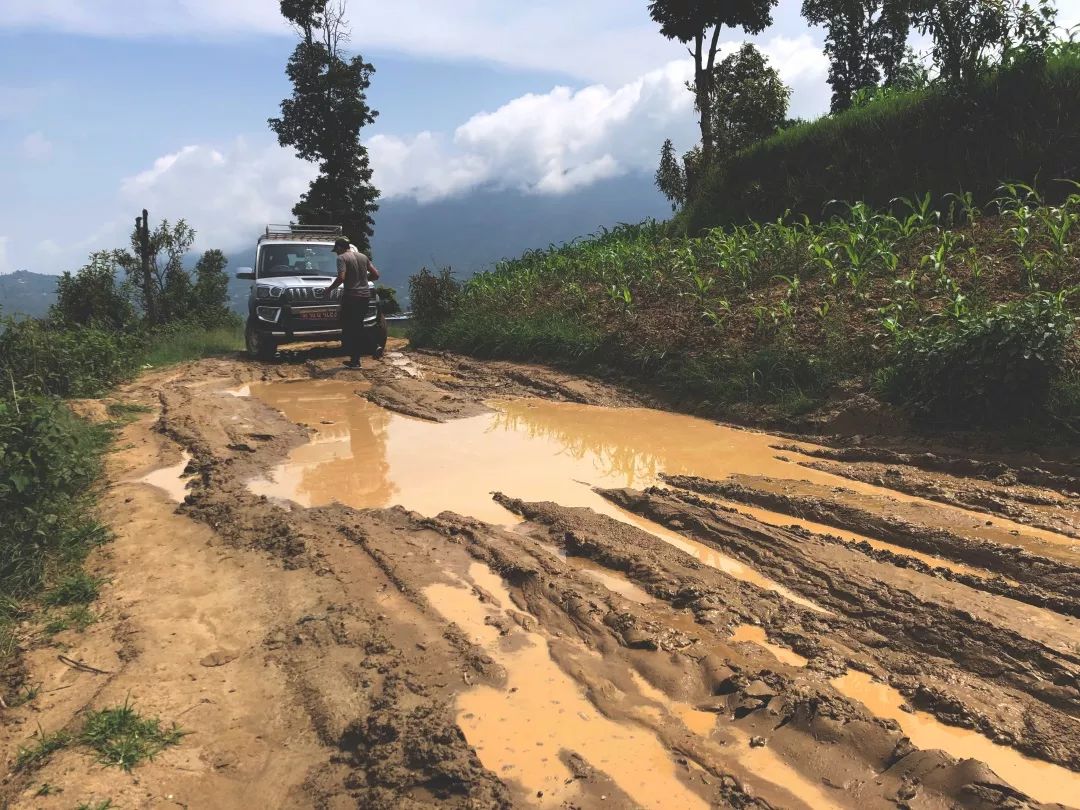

{"left": 21, "top": 131, "right": 53, "bottom": 160}
{"left": 109, "top": 60, "right": 699, "bottom": 254}
{"left": 368, "top": 60, "right": 698, "bottom": 202}
{"left": 117, "top": 138, "right": 316, "bottom": 253}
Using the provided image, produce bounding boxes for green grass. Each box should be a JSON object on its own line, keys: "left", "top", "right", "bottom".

{"left": 44, "top": 571, "right": 103, "bottom": 607}
{"left": 43, "top": 606, "right": 98, "bottom": 636}
{"left": 75, "top": 800, "right": 114, "bottom": 810}
{"left": 412, "top": 182, "right": 1080, "bottom": 430}
{"left": 80, "top": 699, "right": 185, "bottom": 771}
{"left": 142, "top": 323, "right": 244, "bottom": 367}
{"left": 13, "top": 700, "right": 184, "bottom": 775}
{"left": 105, "top": 402, "right": 152, "bottom": 422}
{"left": 15, "top": 726, "right": 74, "bottom": 772}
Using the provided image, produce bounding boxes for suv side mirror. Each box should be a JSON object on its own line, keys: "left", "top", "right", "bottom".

{"left": 236, "top": 269, "right": 255, "bottom": 280}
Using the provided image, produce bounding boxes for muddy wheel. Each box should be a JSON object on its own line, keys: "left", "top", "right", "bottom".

{"left": 245, "top": 319, "right": 277, "bottom": 361}
{"left": 363, "top": 313, "right": 388, "bottom": 357}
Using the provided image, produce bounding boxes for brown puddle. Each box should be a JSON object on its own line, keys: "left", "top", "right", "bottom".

{"left": 831, "top": 670, "right": 1080, "bottom": 806}
{"left": 425, "top": 563, "right": 708, "bottom": 809}
{"left": 247, "top": 382, "right": 829, "bottom": 611}
{"left": 138, "top": 451, "right": 194, "bottom": 503}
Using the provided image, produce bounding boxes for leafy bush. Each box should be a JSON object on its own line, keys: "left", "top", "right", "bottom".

{"left": 409, "top": 268, "right": 460, "bottom": 331}
{"left": 684, "top": 45, "right": 1080, "bottom": 232}
{"left": 882, "top": 292, "right": 1077, "bottom": 424}
{"left": 0, "top": 396, "right": 111, "bottom": 597}
{"left": 0, "top": 319, "right": 141, "bottom": 399}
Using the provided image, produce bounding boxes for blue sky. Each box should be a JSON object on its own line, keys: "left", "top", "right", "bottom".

{"left": 2, "top": 0, "right": 1077, "bottom": 276}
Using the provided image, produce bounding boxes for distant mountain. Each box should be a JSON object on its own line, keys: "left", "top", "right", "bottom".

{"left": 9, "top": 172, "right": 674, "bottom": 316}
{"left": 0, "top": 270, "right": 58, "bottom": 318}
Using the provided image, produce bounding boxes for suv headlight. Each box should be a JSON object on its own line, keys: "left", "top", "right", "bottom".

{"left": 256, "top": 306, "right": 282, "bottom": 324}
{"left": 256, "top": 284, "right": 282, "bottom": 300}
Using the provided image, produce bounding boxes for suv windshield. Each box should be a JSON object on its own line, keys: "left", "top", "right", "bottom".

{"left": 258, "top": 243, "right": 337, "bottom": 278}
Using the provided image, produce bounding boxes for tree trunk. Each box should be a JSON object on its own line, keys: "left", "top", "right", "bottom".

{"left": 137, "top": 210, "right": 156, "bottom": 325}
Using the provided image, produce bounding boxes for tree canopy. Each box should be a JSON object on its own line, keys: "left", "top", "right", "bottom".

{"left": 269, "top": 0, "right": 380, "bottom": 251}
{"left": 648, "top": 0, "right": 778, "bottom": 168}
{"left": 802, "top": 0, "right": 911, "bottom": 111}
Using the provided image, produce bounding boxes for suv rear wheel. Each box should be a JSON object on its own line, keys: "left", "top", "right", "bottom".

{"left": 363, "top": 313, "right": 388, "bottom": 357}
{"left": 245, "top": 318, "right": 278, "bottom": 361}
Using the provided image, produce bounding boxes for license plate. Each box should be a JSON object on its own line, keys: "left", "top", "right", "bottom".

{"left": 297, "top": 307, "right": 338, "bottom": 321}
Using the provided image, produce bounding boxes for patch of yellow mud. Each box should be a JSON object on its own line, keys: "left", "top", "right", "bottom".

{"left": 223, "top": 384, "right": 252, "bottom": 397}
{"left": 831, "top": 670, "right": 1080, "bottom": 806}
{"left": 729, "top": 625, "right": 809, "bottom": 668}
{"left": 137, "top": 451, "right": 194, "bottom": 503}
{"left": 425, "top": 564, "right": 708, "bottom": 810}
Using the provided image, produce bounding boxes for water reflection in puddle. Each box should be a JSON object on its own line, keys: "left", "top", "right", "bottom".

{"left": 247, "top": 382, "right": 829, "bottom": 611}
{"left": 139, "top": 452, "right": 194, "bottom": 503}
{"left": 425, "top": 563, "right": 708, "bottom": 810}
{"left": 831, "top": 670, "right": 1080, "bottom": 806}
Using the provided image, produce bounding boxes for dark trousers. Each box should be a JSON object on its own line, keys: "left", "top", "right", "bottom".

{"left": 340, "top": 296, "right": 369, "bottom": 362}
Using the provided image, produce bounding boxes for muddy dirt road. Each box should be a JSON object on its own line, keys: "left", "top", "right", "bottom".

{"left": 2, "top": 342, "right": 1079, "bottom": 809}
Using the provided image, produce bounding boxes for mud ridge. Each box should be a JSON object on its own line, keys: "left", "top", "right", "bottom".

{"left": 782, "top": 444, "right": 1080, "bottom": 493}
{"left": 601, "top": 486, "right": 1080, "bottom": 717}
{"left": 663, "top": 474, "right": 1080, "bottom": 617}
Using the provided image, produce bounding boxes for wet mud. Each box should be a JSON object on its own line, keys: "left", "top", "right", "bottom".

{"left": 4, "top": 344, "right": 1078, "bottom": 810}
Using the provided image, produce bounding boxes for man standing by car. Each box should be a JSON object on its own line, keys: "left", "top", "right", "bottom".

{"left": 328, "top": 237, "right": 380, "bottom": 368}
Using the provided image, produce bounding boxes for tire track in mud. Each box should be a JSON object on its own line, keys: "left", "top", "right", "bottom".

{"left": 597, "top": 488, "right": 1080, "bottom": 719}
{"left": 494, "top": 494, "right": 1080, "bottom": 784}
{"left": 406, "top": 509, "right": 1060, "bottom": 809}
{"left": 787, "top": 445, "right": 1080, "bottom": 494}
{"left": 777, "top": 445, "right": 1080, "bottom": 540}
{"left": 663, "top": 473, "right": 1080, "bottom": 618}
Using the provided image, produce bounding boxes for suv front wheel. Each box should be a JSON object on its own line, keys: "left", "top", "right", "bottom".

{"left": 245, "top": 318, "right": 278, "bottom": 361}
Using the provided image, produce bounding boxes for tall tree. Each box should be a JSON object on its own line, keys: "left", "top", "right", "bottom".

{"left": 802, "top": 0, "right": 912, "bottom": 112}
{"left": 648, "top": 0, "right": 777, "bottom": 169}
{"left": 656, "top": 139, "right": 687, "bottom": 209}
{"left": 269, "top": 0, "right": 380, "bottom": 251}
{"left": 116, "top": 218, "right": 196, "bottom": 324}
{"left": 655, "top": 45, "right": 788, "bottom": 208}
{"left": 707, "top": 43, "right": 790, "bottom": 159}
{"left": 192, "top": 249, "right": 235, "bottom": 326}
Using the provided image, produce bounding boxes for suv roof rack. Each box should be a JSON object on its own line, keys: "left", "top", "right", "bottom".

{"left": 259, "top": 224, "right": 343, "bottom": 243}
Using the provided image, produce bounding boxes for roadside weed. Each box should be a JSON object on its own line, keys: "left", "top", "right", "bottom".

{"left": 80, "top": 699, "right": 185, "bottom": 771}
{"left": 15, "top": 726, "right": 73, "bottom": 772}
{"left": 44, "top": 571, "right": 104, "bottom": 607}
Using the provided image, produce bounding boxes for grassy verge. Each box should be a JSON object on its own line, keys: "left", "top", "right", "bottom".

{"left": 142, "top": 322, "right": 244, "bottom": 367}
{"left": 0, "top": 317, "right": 243, "bottom": 701}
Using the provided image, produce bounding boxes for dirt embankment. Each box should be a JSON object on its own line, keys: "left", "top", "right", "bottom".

{"left": 2, "top": 342, "right": 1078, "bottom": 809}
